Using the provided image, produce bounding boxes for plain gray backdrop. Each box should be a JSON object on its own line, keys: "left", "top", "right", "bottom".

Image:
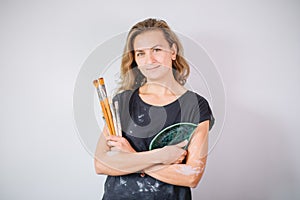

{"left": 1, "top": 0, "right": 299, "bottom": 199}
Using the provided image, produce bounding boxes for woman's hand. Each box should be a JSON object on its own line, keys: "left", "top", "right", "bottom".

{"left": 159, "top": 140, "right": 188, "bottom": 165}
{"left": 106, "top": 135, "right": 136, "bottom": 153}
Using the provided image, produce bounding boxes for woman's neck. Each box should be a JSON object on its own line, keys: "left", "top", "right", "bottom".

{"left": 140, "top": 79, "right": 186, "bottom": 97}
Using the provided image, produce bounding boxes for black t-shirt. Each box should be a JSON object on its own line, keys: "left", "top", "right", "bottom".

{"left": 102, "top": 88, "right": 214, "bottom": 200}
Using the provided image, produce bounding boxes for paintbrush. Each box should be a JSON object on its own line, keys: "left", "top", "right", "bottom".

{"left": 109, "top": 97, "right": 119, "bottom": 136}
{"left": 93, "top": 79, "right": 113, "bottom": 136}
{"left": 114, "top": 101, "right": 122, "bottom": 137}
{"left": 98, "top": 78, "right": 116, "bottom": 136}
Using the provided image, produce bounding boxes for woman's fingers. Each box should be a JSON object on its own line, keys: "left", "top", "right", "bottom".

{"left": 106, "top": 136, "right": 136, "bottom": 153}
{"left": 160, "top": 145, "right": 187, "bottom": 165}
{"left": 106, "top": 135, "right": 123, "bottom": 146}
{"left": 107, "top": 140, "right": 119, "bottom": 147}
{"left": 175, "top": 152, "right": 187, "bottom": 164}
{"left": 106, "top": 135, "right": 120, "bottom": 141}
{"left": 175, "top": 140, "right": 188, "bottom": 148}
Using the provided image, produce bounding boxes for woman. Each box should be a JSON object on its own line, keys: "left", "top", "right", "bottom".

{"left": 94, "top": 18, "right": 214, "bottom": 200}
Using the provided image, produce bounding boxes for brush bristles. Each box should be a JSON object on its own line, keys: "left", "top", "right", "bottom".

{"left": 93, "top": 79, "right": 99, "bottom": 87}
{"left": 99, "top": 78, "right": 104, "bottom": 85}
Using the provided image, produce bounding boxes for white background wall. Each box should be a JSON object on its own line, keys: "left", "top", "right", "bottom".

{"left": 1, "top": 0, "right": 299, "bottom": 199}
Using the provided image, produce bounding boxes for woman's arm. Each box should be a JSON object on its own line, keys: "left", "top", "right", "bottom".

{"left": 94, "top": 126, "right": 187, "bottom": 176}
{"left": 144, "top": 120, "right": 210, "bottom": 188}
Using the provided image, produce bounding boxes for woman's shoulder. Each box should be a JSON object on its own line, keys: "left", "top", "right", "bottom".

{"left": 183, "top": 90, "right": 209, "bottom": 103}
{"left": 183, "top": 90, "right": 215, "bottom": 129}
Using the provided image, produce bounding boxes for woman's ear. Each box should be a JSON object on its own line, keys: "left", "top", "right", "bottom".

{"left": 171, "top": 43, "right": 177, "bottom": 60}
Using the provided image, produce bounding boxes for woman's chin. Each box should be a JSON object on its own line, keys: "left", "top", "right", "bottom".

{"left": 142, "top": 67, "right": 172, "bottom": 81}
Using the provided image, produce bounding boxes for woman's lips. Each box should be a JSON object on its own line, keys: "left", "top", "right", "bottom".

{"left": 146, "top": 65, "right": 160, "bottom": 70}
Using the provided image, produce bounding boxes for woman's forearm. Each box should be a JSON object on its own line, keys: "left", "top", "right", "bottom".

{"left": 95, "top": 148, "right": 163, "bottom": 175}
{"left": 94, "top": 132, "right": 186, "bottom": 175}
{"left": 94, "top": 129, "right": 160, "bottom": 175}
{"left": 145, "top": 121, "right": 210, "bottom": 187}
{"left": 144, "top": 161, "right": 206, "bottom": 188}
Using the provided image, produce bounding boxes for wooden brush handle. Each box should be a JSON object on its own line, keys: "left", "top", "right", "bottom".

{"left": 103, "top": 98, "right": 116, "bottom": 136}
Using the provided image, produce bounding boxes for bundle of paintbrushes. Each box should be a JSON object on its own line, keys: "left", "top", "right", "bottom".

{"left": 93, "top": 77, "right": 122, "bottom": 136}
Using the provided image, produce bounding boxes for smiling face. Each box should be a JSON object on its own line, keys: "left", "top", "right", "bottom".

{"left": 133, "top": 30, "right": 177, "bottom": 83}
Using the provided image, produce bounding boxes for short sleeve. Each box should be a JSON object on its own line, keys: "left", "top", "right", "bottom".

{"left": 193, "top": 95, "right": 215, "bottom": 130}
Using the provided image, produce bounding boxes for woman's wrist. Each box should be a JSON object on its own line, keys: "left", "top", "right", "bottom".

{"left": 147, "top": 148, "right": 165, "bottom": 164}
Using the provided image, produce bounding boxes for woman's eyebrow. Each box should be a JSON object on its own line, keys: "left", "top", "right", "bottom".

{"left": 151, "top": 45, "right": 162, "bottom": 49}
{"left": 135, "top": 44, "right": 162, "bottom": 51}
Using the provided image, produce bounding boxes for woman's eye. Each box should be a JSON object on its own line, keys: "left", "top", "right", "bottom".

{"left": 153, "top": 48, "right": 162, "bottom": 52}
{"left": 136, "top": 52, "right": 144, "bottom": 57}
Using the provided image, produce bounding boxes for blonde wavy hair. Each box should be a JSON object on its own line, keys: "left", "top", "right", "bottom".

{"left": 118, "top": 18, "right": 190, "bottom": 92}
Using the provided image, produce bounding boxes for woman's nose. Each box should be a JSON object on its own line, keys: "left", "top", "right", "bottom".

{"left": 145, "top": 51, "right": 155, "bottom": 64}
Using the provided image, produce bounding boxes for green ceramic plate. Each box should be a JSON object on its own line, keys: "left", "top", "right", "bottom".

{"left": 149, "top": 122, "right": 198, "bottom": 150}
